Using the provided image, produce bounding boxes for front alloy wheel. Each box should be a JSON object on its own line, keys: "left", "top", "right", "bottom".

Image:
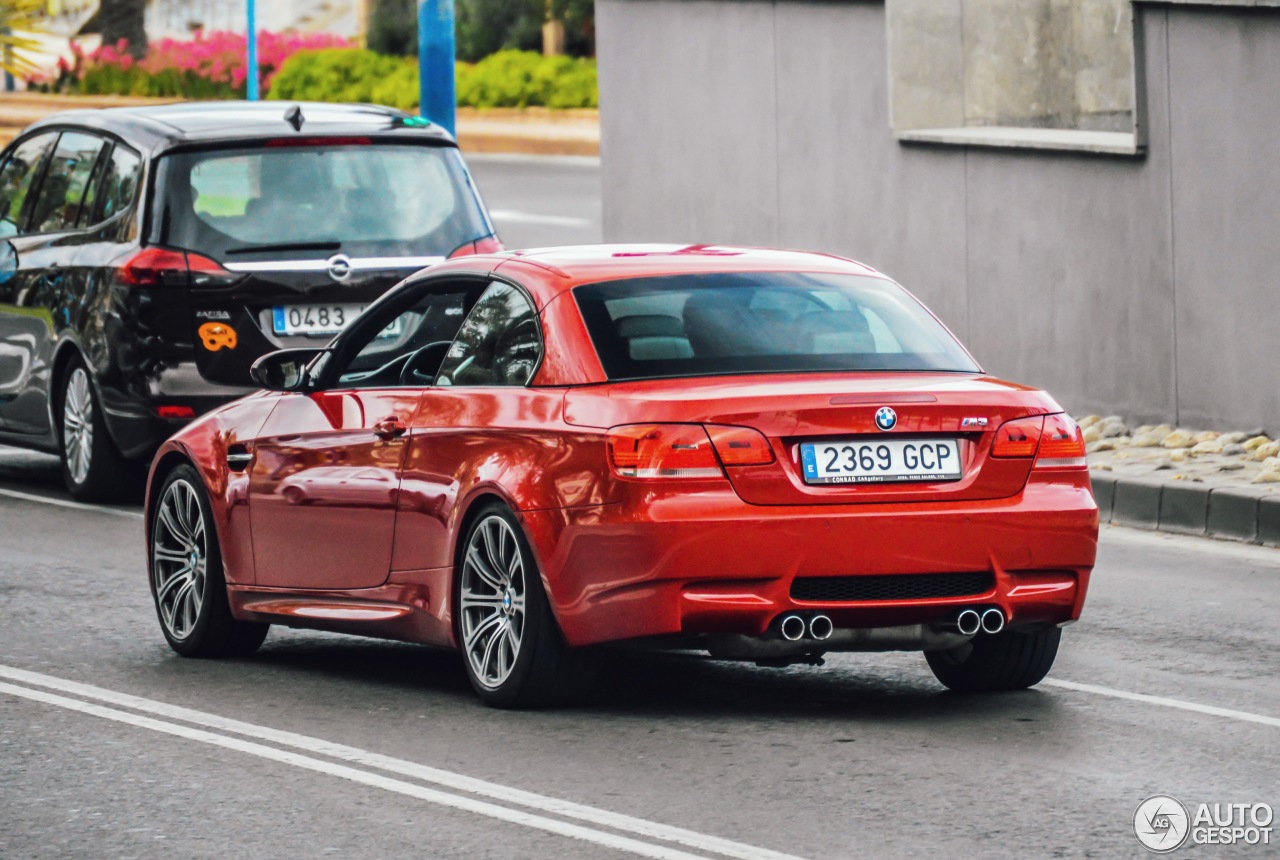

{"left": 150, "top": 465, "right": 269, "bottom": 658}
{"left": 455, "top": 504, "right": 600, "bottom": 708}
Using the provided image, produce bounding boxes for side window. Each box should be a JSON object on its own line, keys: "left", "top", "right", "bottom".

{"left": 334, "top": 287, "right": 475, "bottom": 388}
{"left": 437, "top": 283, "right": 541, "bottom": 387}
{"left": 28, "top": 132, "right": 107, "bottom": 234}
{"left": 0, "top": 133, "right": 57, "bottom": 237}
{"left": 83, "top": 144, "right": 142, "bottom": 227}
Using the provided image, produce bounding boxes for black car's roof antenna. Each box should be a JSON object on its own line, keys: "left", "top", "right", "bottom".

{"left": 284, "top": 104, "right": 304, "bottom": 131}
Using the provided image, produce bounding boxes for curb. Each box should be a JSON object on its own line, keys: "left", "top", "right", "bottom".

{"left": 1092, "top": 474, "right": 1280, "bottom": 546}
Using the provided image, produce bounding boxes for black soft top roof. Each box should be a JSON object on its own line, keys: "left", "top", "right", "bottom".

{"left": 24, "top": 100, "right": 455, "bottom": 155}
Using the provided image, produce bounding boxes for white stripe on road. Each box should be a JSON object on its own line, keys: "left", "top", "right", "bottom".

{"left": 489, "top": 209, "right": 594, "bottom": 228}
{"left": 0, "top": 681, "right": 734, "bottom": 860}
{"left": 0, "top": 666, "right": 805, "bottom": 860}
{"left": 0, "top": 487, "right": 142, "bottom": 519}
{"left": 1043, "top": 679, "right": 1280, "bottom": 729}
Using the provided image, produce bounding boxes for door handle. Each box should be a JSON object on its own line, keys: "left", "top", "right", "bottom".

{"left": 226, "top": 448, "right": 254, "bottom": 471}
{"left": 373, "top": 416, "right": 407, "bottom": 440}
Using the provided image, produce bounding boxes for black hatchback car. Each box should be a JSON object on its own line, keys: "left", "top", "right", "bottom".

{"left": 0, "top": 101, "right": 499, "bottom": 500}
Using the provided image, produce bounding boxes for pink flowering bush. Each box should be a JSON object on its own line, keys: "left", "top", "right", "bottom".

{"left": 33, "top": 31, "right": 351, "bottom": 98}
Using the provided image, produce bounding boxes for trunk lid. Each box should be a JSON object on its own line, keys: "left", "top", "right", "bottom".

{"left": 565, "top": 372, "right": 1060, "bottom": 505}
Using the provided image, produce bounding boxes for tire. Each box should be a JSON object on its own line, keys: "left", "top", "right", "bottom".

{"left": 150, "top": 464, "right": 269, "bottom": 658}
{"left": 925, "top": 627, "right": 1062, "bottom": 693}
{"left": 455, "top": 503, "right": 600, "bottom": 708}
{"left": 57, "top": 357, "right": 134, "bottom": 502}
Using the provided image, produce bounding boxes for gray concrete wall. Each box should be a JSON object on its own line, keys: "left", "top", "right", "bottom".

{"left": 596, "top": 0, "right": 1280, "bottom": 430}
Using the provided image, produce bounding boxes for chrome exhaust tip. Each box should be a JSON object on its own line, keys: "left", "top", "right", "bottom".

{"left": 955, "top": 609, "right": 982, "bottom": 637}
{"left": 779, "top": 614, "right": 807, "bottom": 642}
{"left": 980, "top": 607, "right": 1006, "bottom": 635}
{"left": 808, "top": 614, "right": 834, "bottom": 641}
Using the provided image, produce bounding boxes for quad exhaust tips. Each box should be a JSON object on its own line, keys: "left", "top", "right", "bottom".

{"left": 777, "top": 608, "right": 1003, "bottom": 643}
{"left": 777, "top": 613, "right": 834, "bottom": 642}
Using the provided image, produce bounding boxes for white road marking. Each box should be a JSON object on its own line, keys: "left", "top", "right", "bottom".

{"left": 0, "top": 666, "right": 806, "bottom": 860}
{"left": 489, "top": 209, "right": 594, "bottom": 228}
{"left": 0, "top": 681, "right": 732, "bottom": 860}
{"left": 0, "top": 487, "right": 142, "bottom": 519}
{"left": 1044, "top": 679, "right": 1280, "bottom": 728}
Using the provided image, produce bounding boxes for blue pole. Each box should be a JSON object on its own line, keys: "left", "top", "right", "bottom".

{"left": 418, "top": 0, "right": 456, "bottom": 136}
{"left": 246, "top": 0, "right": 260, "bottom": 100}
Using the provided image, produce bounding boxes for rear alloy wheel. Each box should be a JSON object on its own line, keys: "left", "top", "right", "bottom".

{"left": 58, "top": 358, "right": 132, "bottom": 502}
{"left": 151, "top": 465, "right": 269, "bottom": 658}
{"left": 456, "top": 504, "right": 599, "bottom": 708}
{"left": 925, "top": 627, "right": 1062, "bottom": 693}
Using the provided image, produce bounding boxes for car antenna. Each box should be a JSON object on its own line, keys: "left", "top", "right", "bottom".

{"left": 284, "top": 104, "right": 305, "bottom": 131}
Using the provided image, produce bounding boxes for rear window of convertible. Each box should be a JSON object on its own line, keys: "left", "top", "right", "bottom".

{"left": 572, "top": 272, "right": 981, "bottom": 381}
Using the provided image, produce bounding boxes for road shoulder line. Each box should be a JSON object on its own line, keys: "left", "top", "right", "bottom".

{"left": 1044, "top": 678, "right": 1280, "bottom": 728}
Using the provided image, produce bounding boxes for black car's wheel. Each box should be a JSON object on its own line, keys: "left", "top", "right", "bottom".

{"left": 57, "top": 357, "right": 132, "bottom": 502}
{"left": 150, "top": 464, "right": 269, "bottom": 658}
{"left": 455, "top": 503, "right": 599, "bottom": 708}
{"left": 925, "top": 627, "right": 1062, "bottom": 693}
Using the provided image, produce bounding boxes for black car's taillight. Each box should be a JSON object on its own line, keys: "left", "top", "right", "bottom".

{"left": 117, "top": 248, "right": 241, "bottom": 288}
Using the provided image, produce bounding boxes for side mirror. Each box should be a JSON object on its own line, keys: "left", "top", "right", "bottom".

{"left": 0, "top": 241, "right": 17, "bottom": 285}
{"left": 249, "top": 348, "right": 322, "bottom": 392}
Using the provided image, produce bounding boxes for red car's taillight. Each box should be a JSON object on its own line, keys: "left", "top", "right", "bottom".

{"left": 705, "top": 425, "right": 774, "bottom": 466}
{"left": 1034, "top": 414, "right": 1087, "bottom": 468}
{"left": 991, "top": 416, "right": 1044, "bottom": 458}
{"left": 448, "top": 235, "right": 505, "bottom": 258}
{"left": 117, "top": 248, "right": 238, "bottom": 288}
{"left": 607, "top": 424, "right": 723, "bottom": 479}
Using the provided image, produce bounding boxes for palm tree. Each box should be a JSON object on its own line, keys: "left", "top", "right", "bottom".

{"left": 0, "top": 0, "right": 49, "bottom": 78}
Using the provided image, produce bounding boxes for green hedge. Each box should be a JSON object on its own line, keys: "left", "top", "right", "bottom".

{"left": 267, "top": 48, "right": 597, "bottom": 111}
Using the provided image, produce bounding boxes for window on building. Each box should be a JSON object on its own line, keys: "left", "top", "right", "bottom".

{"left": 887, "top": 0, "right": 1141, "bottom": 155}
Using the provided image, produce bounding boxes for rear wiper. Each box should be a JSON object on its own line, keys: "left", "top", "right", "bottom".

{"left": 226, "top": 241, "right": 342, "bottom": 255}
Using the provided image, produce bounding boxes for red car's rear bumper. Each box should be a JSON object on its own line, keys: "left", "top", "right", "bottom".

{"left": 521, "top": 475, "right": 1098, "bottom": 648}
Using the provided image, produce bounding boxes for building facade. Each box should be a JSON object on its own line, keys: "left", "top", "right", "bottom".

{"left": 596, "top": 0, "right": 1280, "bottom": 430}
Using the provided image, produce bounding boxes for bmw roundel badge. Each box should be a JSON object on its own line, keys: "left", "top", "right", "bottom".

{"left": 875, "top": 406, "right": 898, "bottom": 432}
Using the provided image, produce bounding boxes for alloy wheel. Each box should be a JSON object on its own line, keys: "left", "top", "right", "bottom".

{"left": 152, "top": 479, "right": 208, "bottom": 640}
{"left": 459, "top": 515, "right": 527, "bottom": 688}
{"left": 62, "top": 368, "right": 94, "bottom": 485}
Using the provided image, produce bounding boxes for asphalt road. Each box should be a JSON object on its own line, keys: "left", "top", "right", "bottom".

{"left": 2, "top": 156, "right": 1277, "bottom": 859}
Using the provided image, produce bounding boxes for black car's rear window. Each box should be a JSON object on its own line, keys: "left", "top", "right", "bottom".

{"left": 572, "top": 272, "right": 981, "bottom": 381}
{"left": 152, "top": 142, "right": 490, "bottom": 260}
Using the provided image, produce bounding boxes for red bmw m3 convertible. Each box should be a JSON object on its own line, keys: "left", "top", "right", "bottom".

{"left": 144, "top": 245, "right": 1098, "bottom": 707}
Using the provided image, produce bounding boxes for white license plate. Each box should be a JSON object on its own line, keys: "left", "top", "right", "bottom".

{"left": 272, "top": 304, "right": 401, "bottom": 338}
{"left": 800, "top": 438, "right": 963, "bottom": 484}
